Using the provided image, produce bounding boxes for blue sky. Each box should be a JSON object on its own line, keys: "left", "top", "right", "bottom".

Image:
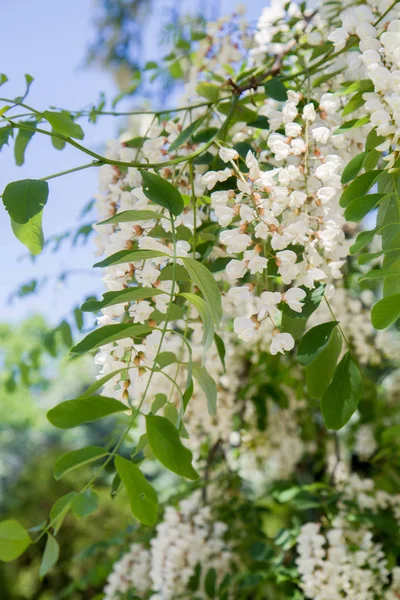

{"left": 0, "top": 0, "right": 266, "bottom": 324}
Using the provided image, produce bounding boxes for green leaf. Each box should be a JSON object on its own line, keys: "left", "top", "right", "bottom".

{"left": 14, "top": 122, "right": 36, "bottom": 165}
{"left": 115, "top": 455, "right": 158, "bottom": 526}
{"left": 196, "top": 82, "right": 219, "bottom": 102}
{"left": 214, "top": 332, "right": 226, "bottom": 371}
{"left": 151, "top": 393, "right": 168, "bottom": 413}
{"left": 333, "top": 116, "right": 370, "bottom": 135}
{"left": 297, "top": 322, "right": 338, "bottom": 366}
{"left": 163, "top": 403, "right": 179, "bottom": 426}
{"left": 39, "top": 534, "right": 59, "bottom": 578}
{"left": 97, "top": 210, "right": 162, "bottom": 225}
{"left": 169, "top": 114, "right": 207, "bottom": 152}
{"left": 363, "top": 149, "right": 381, "bottom": 171}
{"left": 141, "top": 171, "right": 184, "bottom": 216}
{"left": 340, "top": 170, "right": 382, "bottom": 208}
{"left": 344, "top": 193, "right": 385, "bottom": 222}
{"left": 321, "top": 351, "right": 362, "bottom": 430}
{"left": 264, "top": 77, "right": 287, "bottom": 101}
{"left": 180, "top": 293, "right": 214, "bottom": 362}
{"left": 282, "top": 313, "right": 307, "bottom": 340}
{"left": 350, "top": 228, "right": 377, "bottom": 255}
{"left": 156, "top": 352, "right": 177, "bottom": 368}
{"left": 360, "top": 267, "right": 400, "bottom": 281}
{"left": 71, "top": 323, "right": 152, "bottom": 355}
{"left": 93, "top": 249, "right": 168, "bottom": 268}
{"left": 54, "top": 446, "right": 108, "bottom": 480}
{"left": 47, "top": 396, "right": 127, "bottom": 429}
{"left": 341, "top": 152, "right": 367, "bottom": 184}
{"left": 366, "top": 127, "right": 386, "bottom": 151}
{"left": 0, "top": 520, "right": 31, "bottom": 562}
{"left": 51, "top": 131, "right": 66, "bottom": 150}
{"left": 371, "top": 294, "right": 400, "bottom": 329}
{"left": 306, "top": 328, "right": 342, "bottom": 399}
{"left": 341, "top": 91, "right": 365, "bottom": 116}
{"left": 358, "top": 248, "right": 400, "bottom": 265}
{"left": 337, "top": 79, "right": 374, "bottom": 95}
{"left": 181, "top": 257, "right": 222, "bottom": 326}
{"left": 0, "top": 126, "right": 11, "bottom": 151}
{"left": 11, "top": 211, "right": 44, "bottom": 255}
{"left": 192, "top": 364, "right": 217, "bottom": 416}
{"left": 71, "top": 489, "right": 99, "bottom": 518}
{"left": 205, "top": 567, "right": 217, "bottom": 597}
{"left": 81, "top": 287, "right": 165, "bottom": 312}
{"left": 43, "top": 110, "right": 84, "bottom": 140}
{"left": 81, "top": 368, "right": 127, "bottom": 397}
{"left": 49, "top": 492, "right": 77, "bottom": 534}
{"left": 3, "top": 179, "right": 49, "bottom": 224}
{"left": 146, "top": 414, "right": 199, "bottom": 480}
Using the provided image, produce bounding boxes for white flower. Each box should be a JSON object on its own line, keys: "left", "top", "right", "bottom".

{"left": 285, "top": 122, "right": 302, "bottom": 138}
{"left": 320, "top": 93, "right": 340, "bottom": 114}
{"left": 201, "top": 168, "right": 232, "bottom": 190}
{"left": 234, "top": 317, "right": 257, "bottom": 342}
{"left": 248, "top": 254, "right": 268, "bottom": 274}
{"left": 327, "top": 27, "right": 348, "bottom": 49}
{"left": 282, "top": 102, "right": 298, "bottom": 123}
{"left": 220, "top": 229, "right": 252, "bottom": 254}
{"left": 311, "top": 127, "right": 330, "bottom": 144}
{"left": 214, "top": 204, "right": 235, "bottom": 227}
{"left": 289, "top": 190, "right": 307, "bottom": 208}
{"left": 270, "top": 332, "right": 295, "bottom": 355}
{"left": 258, "top": 291, "right": 281, "bottom": 319}
{"left": 284, "top": 287, "right": 306, "bottom": 313}
{"left": 276, "top": 250, "right": 299, "bottom": 284}
{"left": 129, "top": 300, "right": 154, "bottom": 324}
{"left": 219, "top": 147, "right": 239, "bottom": 162}
{"left": 303, "top": 103, "right": 316, "bottom": 123}
{"left": 226, "top": 259, "right": 247, "bottom": 280}
{"left": 246, "top": 151, "right": 260, "bottom": 179}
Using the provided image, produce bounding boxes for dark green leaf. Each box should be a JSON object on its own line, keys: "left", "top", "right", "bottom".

{"left": 214, "top": 333, "right": 226, "bottom": 371}
{"left": 360, "top": 267, "right": 400, "bottom": 281}
{"left": 54, "top": 446, "right": 107, "bottom": 480}
{"left": 0, "top": 520, "right": 31, "bottom": 562}
{"left": 39, "top": 534, "right": 59, "bottom": 578}
{"left": 264, "top": 77, "right": 287, "bottom": 101}
{"left": 297, "top": 322, "right": 338, "bottom": 366}
{"left": 71, "top": 323, "right": 152, "bottom": 355}
{"left": 115, "top": 455, "right": 159, "bottom": 526}
{"left": 181, "top": 257, "right": 222, "bottom": 325}
{"left": 47, "top": 396, "right": 127, "bottom": 429}
{"left": 340, "top": 170, "right": 382, "bottom": 208}
{"left": 321, "top": 351, "right": 362, "bottom": 430}
{"left": 43, "top": 110, "right": 84, "bottom": 140}
{"left": 146, "top": 414, "right": 199, "bottom": 480}
{"left": 3, "top": 179, "right": 49, "bottom": 224}
{"left": 371, "top": 294, "right": 400, "bottom": 329}
{"left": 337, "top": 79, "right": 374, "bottom": 95}
{"left": 141, "top": 171, "right": 184, "bottom": 216}
{"left": 344, "top": 193, "right": 385, "bottom": 222}
{"left": 366, "top": 128, "right": 386, "bottom": 151}
{"left": 306, "top": 328, "right": 342, "bottom": 399}
{"left": 350, "top": 228, "right": 377, "bottom": 255}
{"left": 341, "top": 152, "right": 367, "bottom": 184}
{"left": 205, "top": 567, "right": 217, "bottom": 597}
